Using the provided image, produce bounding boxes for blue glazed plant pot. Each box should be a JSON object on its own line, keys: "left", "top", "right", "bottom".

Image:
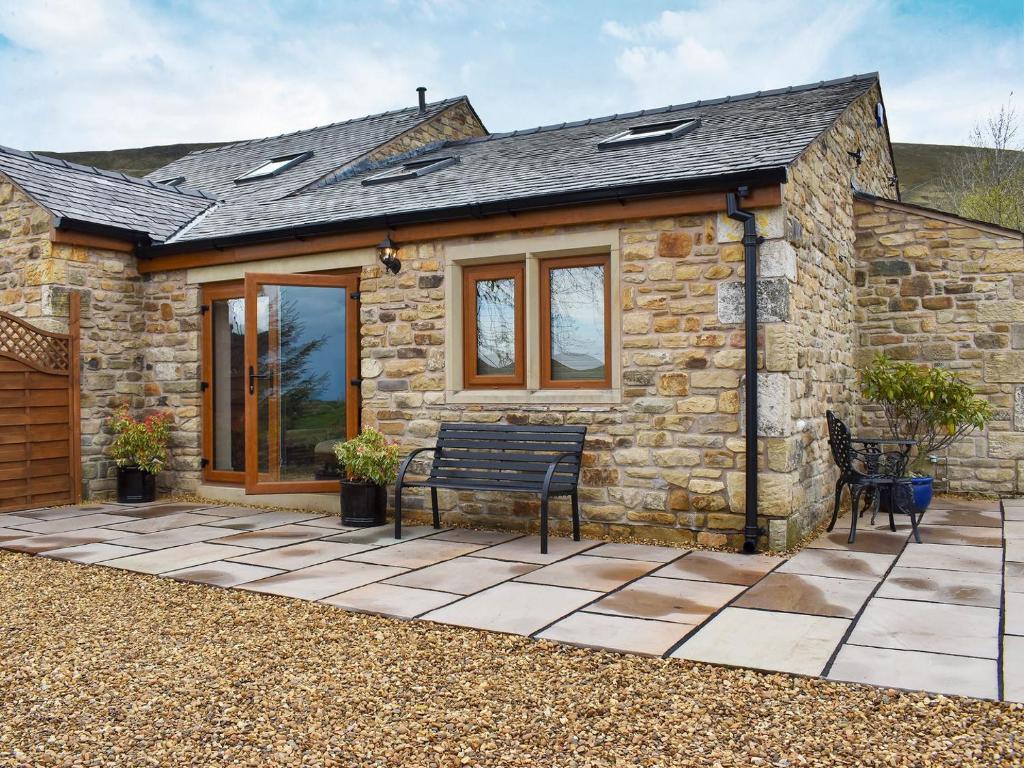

{"left": 911, "top": 476, "right": 933, "bottom": 512}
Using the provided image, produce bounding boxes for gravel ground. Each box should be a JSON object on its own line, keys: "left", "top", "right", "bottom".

{"left": 1, "top": 550, "right": 1020, "bottom": 767}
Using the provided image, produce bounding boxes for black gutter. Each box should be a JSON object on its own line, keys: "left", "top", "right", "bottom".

{"left": 727, "top": 187, "right": 764, "bottom": 554}
{"left": 52, "top": 216, "right": 153, "bottom": 248}
{"left": 138, "top": 167, "right": 788, "bottom": 257}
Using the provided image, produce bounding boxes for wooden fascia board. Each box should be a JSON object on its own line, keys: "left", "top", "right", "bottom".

{"left": 137, "top": 185, "right": 782, "bottom": 274}
{"left": 50, "top": 226, "right": 136, "bottom": 253}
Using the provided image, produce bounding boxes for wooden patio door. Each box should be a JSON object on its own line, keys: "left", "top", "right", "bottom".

{"left": 243, "top": 273, "right": 359, "bottom": 494}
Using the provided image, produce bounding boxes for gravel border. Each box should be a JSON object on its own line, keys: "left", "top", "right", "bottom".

{"left": 1, "top": 550, "right": 1020, "bottom": 767}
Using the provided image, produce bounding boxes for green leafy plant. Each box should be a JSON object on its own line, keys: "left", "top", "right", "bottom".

{"left": 859, "top": 354, "right": 993, "bottom": 474}
{"left": 109, "top": 407, "right": 173, "bottom": 475}
{"left": 333, "top": 427, "right": 401, "bottom": 486}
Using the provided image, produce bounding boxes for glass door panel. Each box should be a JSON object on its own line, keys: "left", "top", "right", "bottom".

{"left": 211, "top": 297, "right": 246, "bottom": 473}
{"left": 244, "top": 273, "right": 359, "bottom": 494}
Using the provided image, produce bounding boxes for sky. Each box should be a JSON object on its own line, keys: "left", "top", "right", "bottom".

{"left": 0, "top": 0, "right": 1021, "bottom": 152}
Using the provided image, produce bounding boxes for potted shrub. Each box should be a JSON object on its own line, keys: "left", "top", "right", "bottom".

{"left": 109, "top": 407, "right": 173, "bottom": 503}
{"left": 859, "top": 354, "right": 993, "bottom": 511}
{"left": 334, "top": 427, "right": 401, "bottom": 527}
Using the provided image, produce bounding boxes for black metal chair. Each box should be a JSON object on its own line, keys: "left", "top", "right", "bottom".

{"left": 825, "top": 410, "right": 922, "bottom": 544}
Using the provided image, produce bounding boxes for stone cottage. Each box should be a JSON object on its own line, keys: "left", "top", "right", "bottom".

{"left": 0, "top": 72, "right": 1021, "bottom": 551}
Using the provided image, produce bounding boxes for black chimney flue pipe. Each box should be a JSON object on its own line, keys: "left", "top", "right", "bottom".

{"left": 417, "top": 86, "right": 427, "bottom": 113}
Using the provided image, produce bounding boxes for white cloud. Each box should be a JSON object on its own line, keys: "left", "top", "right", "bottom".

{"left": 0, "top": 0, "right": 444, "bottom": 150}
{"left": 601, "top": 1, "right": 1023, "bottom": 144}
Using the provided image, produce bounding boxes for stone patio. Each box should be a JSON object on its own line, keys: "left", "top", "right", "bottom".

{"left": 0, "top": 496, "right": 1019, "bottom": 702}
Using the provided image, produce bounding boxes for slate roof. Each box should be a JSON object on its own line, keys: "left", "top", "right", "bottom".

{"left": 157, "top": 74, "right": 880, "bottom": 249}
{"left": 0, "top": 145, "right": 215, "bottom": 242}
{"left": 143, "top": 97, "right": 474, "bottom": 204}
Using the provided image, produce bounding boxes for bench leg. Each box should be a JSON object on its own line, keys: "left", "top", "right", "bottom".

{"left": 571, "top": 492, "right": 580, "bottom": 542}
{"left": 394, "top": 484, "right": 403, "bottom": 540}
{"left": 540, "top": 495, "right": 549, "bottom": 555}
{"left": 430, "top": 487, "right": 440, "bottom": 529}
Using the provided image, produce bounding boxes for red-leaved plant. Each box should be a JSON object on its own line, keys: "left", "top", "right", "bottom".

{"left": 109, "top": 407, "right": 173, "bottom": 475}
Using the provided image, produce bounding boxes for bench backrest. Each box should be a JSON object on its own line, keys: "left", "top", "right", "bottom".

{"left": 429, "top": 423, "right": 587, "bottom": 488}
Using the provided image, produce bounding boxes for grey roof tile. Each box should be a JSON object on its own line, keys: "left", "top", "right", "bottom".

{"left": 164, "top": 74, "right": 878, "bottom": 246}
{"left": 0, "top": 146, "right": 215, "bottom": 242}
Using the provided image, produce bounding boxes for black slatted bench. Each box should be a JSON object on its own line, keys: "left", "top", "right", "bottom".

{"left": 394, "top": 423, "right": 587, "bottom": 554}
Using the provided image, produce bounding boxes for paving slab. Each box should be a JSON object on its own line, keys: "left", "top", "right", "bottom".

{"left": 1008, "top": 539, "right": 1024, "bottom": 564}
{"left": 464, "top": 536, "right": 597, "bottom": 565}
{"left": 538, "top": 612, "right": 694, "bottom": 656}
{"left": 345, "top": 539, "right": 484, "bottom": 568}
{"left": 421, "top": 581, "right": 601, "bottom": 636}
{"left": 916, "top": 508, "right": 1002, "bottom": 528}
{"left": 14, "top": 513, "right": 137, "bottom": 535}
{"left": 164, "top": 560, "right": 283, "bottom": 587}
{"left": 0, "top": 514, "right": 43, "bottom": 528}
{"left": 776, "top": 549, "right": 895, "bottom": 581}
{"left": 655, "top": 551, "right": 778, "bottom": 586}
{"left": 672, "top": 608, "right": 849, "bottom": 677}
{"left": 877, "top": 566, "right": 1001, "bottom": 608}
{"left": 43, "top": 543, "right": 147, "bottom": 564}
{"left": 1006, "top": 591, "right": 1024, "bottom": 636}
{"left": 322, "top": 583, "right": 459, "bottom": 618}
{"left": 385, "top": 556, "right": 540, "bottom": 595}
{"left": 429, "top": 529, "right": 523, "bottom": 546}
{"left": 208, "top": 510, "right": 327, "bottom": 531}
{"left": 1, "top": 529, "right": 124, "bottom": 554}
{"left": 209, "top": 524, "right": 332, "bottom": 550}
{"left": 0, "top": 527, "right": 32, "bottom": 542}
{"left": 1006, "top": 562, "right": 1024, "bottom": 594}
{"left": 104, "top": 543, "right": 255, "bottom": 575}
{"left": 806, "top": 530, "right": 907, "bottom": 555}
{"left": 14, "top": 507, "right": 101, "bottom": 521}
{"left": 1004, "top": 635, "right": 1024, "bottom": 704}
{"left": 228, "top": 541, "right": 376, "bottom": 570}
{"left": 1004, "top": 521, "right": 1024, "bottom": 540}
{"left": 108, "top": 525, "right": 229, "bottom": 550}
{"left": 118, "top": 502, "right": 221, "bottom": 515}
{"left": 828, "top": 645, "right": 998, "bottom": 699}
{"left": 515, "top": 555, "right": 660, "bottom": 592}
{"left": 895, "top": 543, "right": 1002, "bottom": 573}
{"left": 583, "top": 542, "right": 687, "bottom": 563}
{"left": 239, "top": 560, "right": 406, "bottom": 601}
{"left": 733, "top": 572, "right": 875, "bottom": 618}
{"left": 588, "top": 575, "right": 743, "bottom": 624}
{"left": 1005, "top": 507, "right": 1024, "bottom": 522}
{"left": 106, "top": 512, "right": 225, "bottom": 534}
{"left": 915, "top": 525, "right": 1002, "bottom": 548}
{"left": 185, "top": 505, "right": 271, "bottom": 518}
{"left": 848, "top": 597, "right": 999, "bottom": 658}
{"left": 325, "top": 525, "right": 440, "bottom": 547}
{"left": 295, "top": 517, "right": 356, "bottom": 531}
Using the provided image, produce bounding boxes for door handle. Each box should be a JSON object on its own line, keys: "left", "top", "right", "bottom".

{"left": 248, "top": 365, "right": 269, "bottom": 395}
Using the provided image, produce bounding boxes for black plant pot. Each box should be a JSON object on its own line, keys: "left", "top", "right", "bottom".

{"left": 340, "top": 480, "right": 387, "bottom": 527}
{"left": 117, "top": 466, "right": 156, "bottom": 503}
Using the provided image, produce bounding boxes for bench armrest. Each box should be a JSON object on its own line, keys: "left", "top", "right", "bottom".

{"left": 541, "top": 452, "right": 581, "bottom": 497}
{"left": 396, "top": 446, "right": 439, "bottom": 488}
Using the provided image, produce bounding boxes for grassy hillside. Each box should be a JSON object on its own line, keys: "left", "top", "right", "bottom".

{"left": 36, "top": 142, "right": 228, "bottom": 179}
{"left": 36, "top": 140, "right": 999, "bottom": 217}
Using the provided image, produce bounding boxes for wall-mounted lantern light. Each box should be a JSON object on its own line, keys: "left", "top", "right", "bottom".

{"left": 376, "top": 235, "right": 401, "bottom": 274}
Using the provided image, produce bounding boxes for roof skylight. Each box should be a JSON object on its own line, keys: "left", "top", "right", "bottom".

{"left": 362, "top": 156, "right": 459, "bottom": 185}
{"left": 597, "top": 118, "right": 701, "bottom": 150}
{"left": 235, "top": 151, "right": 313, "bottom": 183}
{"left": 155, "top": 176, "right": 186, "bottom": 187}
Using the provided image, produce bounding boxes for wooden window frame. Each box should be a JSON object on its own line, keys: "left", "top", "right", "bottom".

{"left": 538, "top": 253, "right": 612, "bottom": 390}
{"left": 200, "top": 281, "right": 245, "bottom": 484}
{"left": 462, "top": 262, "right": 525, "bottom": 389}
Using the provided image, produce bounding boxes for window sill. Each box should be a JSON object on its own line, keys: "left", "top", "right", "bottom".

{"left": 446, "top": 388, "right": 622, "bottom": 405}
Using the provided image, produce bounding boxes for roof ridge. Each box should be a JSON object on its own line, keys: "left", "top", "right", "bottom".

{"left": 443, "top": 73, "right": 879, "bottom": 148}
{"left": 180, "top": 96, "right": 470, "bottom": 158}
{"left": 0, "top": 144, "right": 218, "bottom": 201}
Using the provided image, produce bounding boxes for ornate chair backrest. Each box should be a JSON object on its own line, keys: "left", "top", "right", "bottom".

{"left": 826, "top": 410, "right": 853, "bottom": 473}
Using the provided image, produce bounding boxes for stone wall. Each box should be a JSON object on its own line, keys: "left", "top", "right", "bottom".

{"left": 771, "top": 84, "right": 897, "bottom": 547}
{"left": 358, "top": 207, "right": 800, "bottom": 549}
{"left": 0, "top": 174, "right": 202, "bottom": 499}
{"left": 853, "top": 195, "right": 1024, "bottom": 493}
{"left": 364, "top": 100, "right": 487, "bottom": 162}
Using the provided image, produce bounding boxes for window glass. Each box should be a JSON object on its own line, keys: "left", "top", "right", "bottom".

{"left": 547, "top": 263, "right": 607, "bottom": 382}
{"left": 475, "top": 277, "right": 516, "bottom": 376}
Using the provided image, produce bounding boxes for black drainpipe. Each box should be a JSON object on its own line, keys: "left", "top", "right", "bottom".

{"left": 727, "top": 186, "right": 764, "bottom": 554}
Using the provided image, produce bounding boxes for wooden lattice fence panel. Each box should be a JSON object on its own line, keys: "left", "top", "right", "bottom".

{"left": 0, "top": 297, "right": 80, "bottom": 514}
